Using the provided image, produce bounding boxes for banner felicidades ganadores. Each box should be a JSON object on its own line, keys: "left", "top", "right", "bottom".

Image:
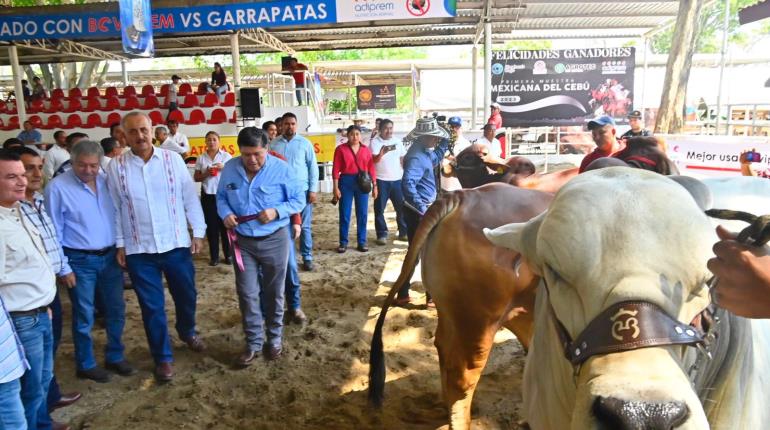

{"left": 491, "top": 48, "right": 636, "bottom": 127}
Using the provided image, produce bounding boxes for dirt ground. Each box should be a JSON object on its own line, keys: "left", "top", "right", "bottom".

{"left": 52, "top": 195, "right": 526, "bottom": 429}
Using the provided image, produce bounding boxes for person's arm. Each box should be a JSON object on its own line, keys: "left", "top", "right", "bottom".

{"left": 306, "top": 141, "right": 319, "bottom": 193}
{"left": 43, "top": 151, "right": 56, "bottom": 180}
{"left": 739, "top": 149, "right": 758, "bottom": 177}
{"left": 211, "top": 72, "right": 217, "bottom": 86}
{"left": 193, "top": 157, "right": 207, "bottom": 182}
{"left": 215, "top": 169, "right": 235, "bottom": 222}
{"left": 179, "top": 134, "right": 190, "bottom": 153}
{"left": 707, "top": 225, "right": 770, "bottom": 318}
{"left": 161, "top": 139, "right": 186, "bottom": 155}
{"left": 402, "top": 155, "right": 426, "bottom": 214}
{"left": 174, "top": 156, "right": 206, "bottom": 239}
{"left": 42, "top": 186, "right": 72, "bottom": 277}
{"left": 332, "top": 146, "right": 344, "bottom": 199}
{"left": 105, "top": 162, "right": 127, "bottom": 267}
{"left": 428, "top": 139, "right": 450, "bottom": 165}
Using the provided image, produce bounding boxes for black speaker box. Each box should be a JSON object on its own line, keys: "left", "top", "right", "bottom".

{"left": 240, "top": 88, "right": 262, "bottom": 118}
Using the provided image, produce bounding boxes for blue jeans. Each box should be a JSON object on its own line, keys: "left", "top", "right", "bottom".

{"left": 46, "top": 293, "right": 61, "bottom": 410}
{"left": 126, "top": 247, "right": 197, "bottom": 364}
{"left": 299, "top": 202, "right": 313, "bottom": 263}
{"left": 0, "top": 379, "right": 26, "bottom": 430}
{"left": 338, "top": 174, "right": 369, "bottom": 247}
{"left": 374, "top": 179, "right": 407, "bottom": 240}
{"left": 65, "top": 248, "right": 126, "bottom": 371}
{"left": 13, "top": 312, "right": 53, "bottom": 430}
{"left": 284, "top": 228, "right": 301, "bottom": 311}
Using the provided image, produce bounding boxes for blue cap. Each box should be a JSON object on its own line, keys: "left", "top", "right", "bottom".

{"left": 448, "top": 116, "right": 462, "bottom": 126}
{"left": 587, "top": 115, "right": 616, "bottom": 130}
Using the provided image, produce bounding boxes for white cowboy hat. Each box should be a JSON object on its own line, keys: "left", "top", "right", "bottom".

{"left": 404, "top": 117, "right": 450, "bottom": 142}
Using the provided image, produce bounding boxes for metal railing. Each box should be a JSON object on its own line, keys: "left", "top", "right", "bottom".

{"left": 686, "top": 103, "right": 770, "bottom": 136}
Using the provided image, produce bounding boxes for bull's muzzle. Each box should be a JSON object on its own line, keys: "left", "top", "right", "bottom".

{"left": 593, "top": 396, "right": 689, "bottom": 430}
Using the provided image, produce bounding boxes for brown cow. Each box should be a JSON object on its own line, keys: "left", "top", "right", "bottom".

{"left": 369, "top": 184, "right": 553, "bottom": 429}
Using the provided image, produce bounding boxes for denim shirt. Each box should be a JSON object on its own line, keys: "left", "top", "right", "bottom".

{"left": 402, "top": 139, "right": 449, "bottom": 215}
{"left": 270, "top": 134, "right": 319, "bottom": 193}
{"left": 216, "top": 154, "right": 305, "bottom": 238}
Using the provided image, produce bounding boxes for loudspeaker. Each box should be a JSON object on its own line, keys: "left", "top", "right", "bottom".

{"left": 240, "top": 88, "right": 262, "bottom": 118}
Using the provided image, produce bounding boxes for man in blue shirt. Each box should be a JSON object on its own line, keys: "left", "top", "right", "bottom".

{"left": 46, "top": 140, "right": 134, "bottom": 384}
{"left": 217, "top": 127, "right": 305, "bottom": 367}
{"left": 17, "top": 121, "right": 43, "bottom": 155}
{"left": 270, "top": 112, "right": 319, "bottom": 272}
{"left": 398, "top": 117, "right": 450, "bottom": 307}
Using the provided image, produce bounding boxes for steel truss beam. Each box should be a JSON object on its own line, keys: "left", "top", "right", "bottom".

{"left": 10, "top": 38, "right": 128, "bottom": 62}
{"left": 239, "top": 28, "right": 295, "bottom": 55}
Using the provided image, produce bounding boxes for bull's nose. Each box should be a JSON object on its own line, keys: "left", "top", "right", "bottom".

{"left": 593, "top": 396, "right": 689, "bottom": 430}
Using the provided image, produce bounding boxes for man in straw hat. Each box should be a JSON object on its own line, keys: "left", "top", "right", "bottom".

{"left": 396, "top": 117, "right": 451, "bottom": 308}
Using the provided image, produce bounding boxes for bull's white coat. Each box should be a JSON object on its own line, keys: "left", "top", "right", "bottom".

{"left": 485, "top": 169, "right": 770, "bottom": 430}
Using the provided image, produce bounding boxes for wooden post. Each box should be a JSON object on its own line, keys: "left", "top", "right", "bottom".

{"left": 655, "top": 0, "right": 705, "bottom": 134}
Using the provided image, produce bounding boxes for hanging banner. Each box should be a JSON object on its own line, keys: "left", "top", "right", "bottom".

{"left": 119, "top": 0, "right": 154, "bottom": 57}
{"left": 665, "top": 136, "right": 770, "bottom": 178}
{"left": 356, "top": 84, "right": 397, "bottom": 110}
{"left": 491, "top": 48, "right": 636, "bottom": 127}
{"left": 0, "top": 0, "right": 455, "bottom": 41}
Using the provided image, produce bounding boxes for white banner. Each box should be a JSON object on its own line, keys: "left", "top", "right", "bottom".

{"left": 666, "top": 135, "right": 770, "bottom": 178}
{"left": 335, "top": 0, "right": 455, "bottom": 22}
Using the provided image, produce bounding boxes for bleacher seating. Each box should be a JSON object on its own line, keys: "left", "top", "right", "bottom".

{"left": 222, "top": 92, "right": 235, "bottom": 107}
{"left": 106, "top": 112, "right": 122, "bottom": 127}
{"left": 201, "top": 93, "right": 218, "bottom": 107}
{"left": 65, "top": 114, "right": 82, "bottom": 128}
{"left": 196, "top": 82, "right": 208, "bottom": 95}
{"left": 208, "top": 108, "right": 226, "bottom": 124}
{"left": 179, "top": 83, "right": 192, "bottom": 96}
{"left": 105, "top": 87, "right": 119, "bottom": 98}
{"left": 167, "top": 109, "right": 184, "bottom": 124}
{"left": 141, "top": 85, "right": 155, "bottom": 96}
{"left": 28, "top": 115, "right": 43, "bottom": 128}
{"left": 43, "top": 115, "right": 63, "bottom": 130}
{"left": 149, "top": 110, "right": 164, "bottom": 125}
{"left": 141, "top": 95, "right": 159, "bottom": 110}
{"left": 180, "top": 93, "right": 199, "bottom": 108}
{"left": 187, "top": 109, "right": 205, "bottom": 125}
{"left": 87, "top": 87, "right": 100, "bottom": 99}
{"left": 1, "top": 116, "right": 18, "bottom": 130}
{"left": 123, "top": 86, "right": 137, "bottom": 97}
{"left": 84, "top": 113, "right": 102, "bottom": 128}
{"left": 68, "top": 88, "right": 82, "bottom": 99}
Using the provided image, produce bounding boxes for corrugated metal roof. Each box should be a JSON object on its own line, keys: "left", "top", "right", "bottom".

{"left": 0, "top": 0, "right": 680, "bottom": 64}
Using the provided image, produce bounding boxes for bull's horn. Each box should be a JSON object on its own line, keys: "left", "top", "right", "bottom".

{"left": 483, "top": 223, "right": 527, "bottom": 251}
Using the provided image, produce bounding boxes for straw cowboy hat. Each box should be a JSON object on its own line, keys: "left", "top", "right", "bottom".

{"left": 405, "top": 117, "right": 450, "bottom": 142}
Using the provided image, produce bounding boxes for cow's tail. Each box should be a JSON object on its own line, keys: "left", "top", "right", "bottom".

{"left": 368, "top": 192, "right": 462, "bottom": 407}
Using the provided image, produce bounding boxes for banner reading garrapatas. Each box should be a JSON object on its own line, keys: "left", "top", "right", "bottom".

{"left": 491, "top": 48, "right": 636, "bottom": 127}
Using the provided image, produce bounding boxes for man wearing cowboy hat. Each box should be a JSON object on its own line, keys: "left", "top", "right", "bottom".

{"left": 620, "top": 110, "right": 651, "bottom": 139}
{"left": 397, "top": 117, "right": 450, "bottom": 308}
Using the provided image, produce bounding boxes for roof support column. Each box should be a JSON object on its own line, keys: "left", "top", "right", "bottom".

{"left": 640, "top": 37, "right": 649, "bottom": 120}
{"left": 121, "top": 60, "right": 129, "bottom": 87}
{"left": 715, "top": 0, "right": 730, "bottom": 135}
{"left": 483, "top": 21, "right": 492, "bottom": 123}
{"left": 472, "top": 45, "right": 478, "bottom": 129}
{"left": 8, "top": 45, "right": 26, "bottom": 124}
{"left": 230, "top": 33, "right": 242, "bottom": 124}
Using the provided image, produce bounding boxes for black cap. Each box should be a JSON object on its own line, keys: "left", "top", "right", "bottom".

{"left": 171, "top": 74, "right": 181, "bottom": 80}
{"left": 628, "top": 110, "right": 642, "bottom": 119}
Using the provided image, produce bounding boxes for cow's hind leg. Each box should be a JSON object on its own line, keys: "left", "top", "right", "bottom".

{"left": 435, "top": 315, "right": 498, "bottom": 430}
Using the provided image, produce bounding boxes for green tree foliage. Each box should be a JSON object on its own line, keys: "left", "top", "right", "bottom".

{"left": 651, "top": 0, "right": 770, "bottom": 53}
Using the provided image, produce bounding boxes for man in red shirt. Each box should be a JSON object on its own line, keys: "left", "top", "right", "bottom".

{"left": 579, "top": 115, "right": 620, "bottom": 173}
{"left": 287, "top": 58, "right": 309, "bottom": 106}
{"left": 487, "top": 103, "right": 503, "bottom": 130}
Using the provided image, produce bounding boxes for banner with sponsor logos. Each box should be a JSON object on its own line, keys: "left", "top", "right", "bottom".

{"left": 665, "top": 136, "right": 770, "bottom": 178}
{"left": 0, "top": 0, "right": 455, "bottom": 41}
{"left": 356, "top": 84, "right": 397, "bottom": 110}
{"left": 491, "top": 48, "right": 636, "bottom": 127}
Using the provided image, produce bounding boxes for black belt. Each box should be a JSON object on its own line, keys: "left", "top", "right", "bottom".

{"left": 63, "top": 246, "right": 114, "bottom": 256}
{"left": 10, "top": 306, "right": 48, "bottom": 318}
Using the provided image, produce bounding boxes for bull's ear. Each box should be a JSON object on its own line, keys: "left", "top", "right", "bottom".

{"left": 668, "top": 176, "right": 713, "bottom": 211}
{"left": 484, "top": 222, "right": 527, "bottom": 252}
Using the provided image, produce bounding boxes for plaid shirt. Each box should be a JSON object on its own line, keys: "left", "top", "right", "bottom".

{"left": 19, "top": 192, "right": 71, "bottom": 277}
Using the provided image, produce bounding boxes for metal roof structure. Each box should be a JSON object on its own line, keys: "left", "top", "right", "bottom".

{"left": 0, "top": 0, "right": 681, "bottom": 65}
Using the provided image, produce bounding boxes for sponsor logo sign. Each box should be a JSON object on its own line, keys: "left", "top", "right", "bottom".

{"left": 356, "top": 84, "right": 397, "bottom": 110}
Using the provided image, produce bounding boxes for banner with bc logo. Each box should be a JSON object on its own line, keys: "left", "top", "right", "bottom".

{"left": 491, "top": 48, "right": 636, "bottom": 127}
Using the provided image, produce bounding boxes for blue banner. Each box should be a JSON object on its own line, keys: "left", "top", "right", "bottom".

{"left": 0, "top": 0, "right": 336, "bottom": 41}
{"left": 119, "top": 0, "right": 154, "bottom": 57}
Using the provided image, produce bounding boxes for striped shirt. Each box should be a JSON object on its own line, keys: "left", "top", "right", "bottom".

{"left": 0, "top": 295, "right": 28, "bottom": 384}
{"left": 19, "top": 192, "right": 72, "bottom": 277}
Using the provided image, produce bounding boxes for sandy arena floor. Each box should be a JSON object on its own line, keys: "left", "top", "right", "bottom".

{"left": 52, "top": 195, "right": 526, "bottom": 429}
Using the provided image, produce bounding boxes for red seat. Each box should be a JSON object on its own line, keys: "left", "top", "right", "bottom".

{"left": 187, "top": 109, "right": 205, "bottom": 125}
{"left": 122, "top": 96, "right": 139, "bottom": 110}
{"left": 86, "top": 87, "right": 100, "bottom": 99}
{"left": 222, "top": 92, "right": 235, "bottom": 107}
{"left": 159, "top": 84, "right": 169, "bottom": 98}
{"left": 51, "top": 88, "right": 65, "bottom": 100}
{"left": 148, "top": 110, "right": 164, "bottom": 126}
{"left": 82, "top": 97, "right": 101, "bottom": 112}
{"left": 1, "top": 116, "right": 19, "bottom": 131}
{"left": 27, "top": 99, "right": 44, "bottom": 114}
{"left": 178, "top": 83, "right": 192, "bottom": 96}
{"left": 105, "top": 87, "right": 119, "bottom": 98}
{"left": 68, "top": 88, "right": 82, "bottom": 99}
{"left": 84, "top": 113, "right": 102, "bottom": 128}
{"left": 201, "top": 92, "right": 218, "bottom": 107}
{"left": 229, "top": 109, "right": 237, "bottom": 123}
{"left": 179, "top": 93, "right": 199, "bottom": 108}
{"left": 0, "top": 101, "right": 7, "bottom": 114}
{"left": 106, "top": 112, "right": 122, "bottom": 127}
{"left": 44, "top": 98, "right": 64, "bottom": 114}
{"left": 62, "top": 98, "right": 82, "bottom": 113}
{"left": 141, "top": 95, "right": 159, "bottom": 110}
{"left": 5, "top": 102, "right": 17, "bottom": 115}
{"left": 43, "top": 114, "right": 64, "bottom": 130}
{"left": 123, "top": 86, "right": 137, "bottom": 97}
{"left": 103, "top": 97, "right": 120, "bottom": 111}
{"left": 207, "top": 108, "right": 227, "bottom": 124}
{"left": 28, "top": 115, "right": 43, "bottom": 128}
{"left": 65, "top": 114, "right": 82, "bottom": 128}
{"left": 141, "top": 85, "right": 155, "bottom": 96}
{"left": 196, "top": 82, "right": 208, "bottom": 95}
{"left": 167, "top": 109, "right": 185, "bottom": 124}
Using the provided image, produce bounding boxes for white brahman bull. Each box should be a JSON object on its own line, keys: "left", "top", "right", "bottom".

{"left": 484, "top": 168, "right": 770, "bottom": 430}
